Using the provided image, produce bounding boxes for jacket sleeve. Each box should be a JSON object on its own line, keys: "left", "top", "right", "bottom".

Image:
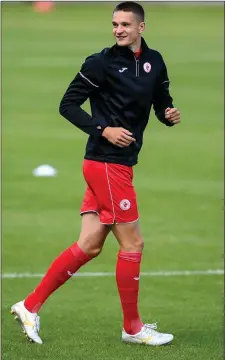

{"left": 59, "top": 53, "right": 107, "bottom": 137}
{"left": 153, "top": 54, "right": 174, "bottom": 127}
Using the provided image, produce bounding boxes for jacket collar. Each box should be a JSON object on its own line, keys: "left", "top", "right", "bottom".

{"left": 113, "top": 37, "right": 149, "bottom": 58}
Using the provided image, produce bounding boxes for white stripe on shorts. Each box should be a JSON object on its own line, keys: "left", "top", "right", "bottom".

{"left": 105, "top": 163, "right": 116, "bottom": 223}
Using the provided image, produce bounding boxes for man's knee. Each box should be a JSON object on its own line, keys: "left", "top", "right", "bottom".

{"left": 77, "top": 233, "right": 103, "bottom": 258}
{"left": 86, "top": 247, "right": 103, "bottom": 258}
{"left": 121, "top": 234, "right": 144, "bottom": 252}
{"left": 77, "top": 213, "right": 110, "bottom": 258}
{"left": 112, "top": 221, "right": 144, "bottom": 253}
{"left": 134, "top": 235, "right": 144, "bottom": 251}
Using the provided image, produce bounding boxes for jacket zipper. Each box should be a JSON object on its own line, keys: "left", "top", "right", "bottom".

{"left": 134, "top": 56, "right": 140, "bottom": 77}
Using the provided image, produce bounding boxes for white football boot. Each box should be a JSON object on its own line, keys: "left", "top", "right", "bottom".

{"left": 122, "top": 323, "right": 173, "bottom": 346}
{"left": 11, "top": 300, "right": 42, "bottom": 344}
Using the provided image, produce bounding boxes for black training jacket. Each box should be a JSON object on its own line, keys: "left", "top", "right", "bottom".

{"left": 59, "top": 37, "right": 174, "bottom": 166}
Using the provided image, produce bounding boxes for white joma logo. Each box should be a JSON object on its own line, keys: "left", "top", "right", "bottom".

{"left": 67, "top": 271, "right": 75, "bottom": 277}
{"left": 119, "top": 67, "right": 128, "bottom": 73}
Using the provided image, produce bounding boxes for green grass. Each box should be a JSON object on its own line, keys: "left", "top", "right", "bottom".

{"left": 2, "top": 276, "right": 223, "bottom": 360}
{"left": 2, "top": 2, "right": 224, "bottom": 360}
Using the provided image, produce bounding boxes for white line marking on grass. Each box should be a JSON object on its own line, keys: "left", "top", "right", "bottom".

{"left": 1, "top": 269, "right": 224, "bottom": 279}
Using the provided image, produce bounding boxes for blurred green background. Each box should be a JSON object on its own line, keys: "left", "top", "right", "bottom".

{"left": 2, "top": 2, "right": 224, "bottom": 360}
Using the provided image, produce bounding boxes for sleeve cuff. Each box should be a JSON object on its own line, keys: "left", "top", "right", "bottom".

{"left": 92, "top": 123, "right": 108, "bottom": 137}
{"left": 156, "top": 110, "right": 174, "bottom": 127}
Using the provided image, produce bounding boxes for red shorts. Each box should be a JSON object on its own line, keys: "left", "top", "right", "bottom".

{"left": 80, "top": 159, "right": 139, "bottom": 224}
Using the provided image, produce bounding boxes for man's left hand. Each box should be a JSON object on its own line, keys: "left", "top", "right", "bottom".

{"left": 165, "top": 107, "right": 180, "bottom": 125}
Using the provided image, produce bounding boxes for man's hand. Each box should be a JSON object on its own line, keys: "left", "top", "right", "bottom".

{"left": 102, "top": 127, "right": 136, "bottom": 148}
{"left": 165, "top": 108, "right": 180, "bottom": 125}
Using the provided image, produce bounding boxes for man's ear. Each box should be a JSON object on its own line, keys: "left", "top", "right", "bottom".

{"left": 139, "top": 22, "right": 145, "bottom": 34}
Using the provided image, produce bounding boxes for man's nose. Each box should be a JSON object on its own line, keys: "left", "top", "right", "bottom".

{"left": 116, "top": 25, "right": 124, "bottom": 34}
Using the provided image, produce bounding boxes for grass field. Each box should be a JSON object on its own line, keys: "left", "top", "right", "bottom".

{"left": 2, "top": 2, "right": 224, "bottom": 360}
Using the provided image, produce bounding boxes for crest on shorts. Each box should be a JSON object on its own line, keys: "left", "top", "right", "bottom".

{"left": 120, "top": 199, "right": 131, "bottom": 211}
{"left": 143, "top": 62, "right": 151, "bottom": 73}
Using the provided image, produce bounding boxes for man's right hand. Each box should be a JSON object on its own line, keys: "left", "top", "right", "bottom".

{"left": 102, "top": 127, "right": 136, "bottom": 148}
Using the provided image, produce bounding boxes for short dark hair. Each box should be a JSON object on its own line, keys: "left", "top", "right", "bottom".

{"left": 113, "top": 1, "right": 145, "bottom": 22}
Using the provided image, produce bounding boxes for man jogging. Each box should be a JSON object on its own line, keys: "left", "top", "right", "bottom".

{"left": 11, "top": 1, "right": 180, "bottom": 346}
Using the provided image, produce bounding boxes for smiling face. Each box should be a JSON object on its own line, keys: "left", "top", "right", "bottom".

{"left": 112, "top": 10, "right": 145, "bottom": 48}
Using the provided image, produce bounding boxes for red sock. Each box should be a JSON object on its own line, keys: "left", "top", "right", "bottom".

{"left": 24, "top": 243, "right": 90, "bottom": 313}
{"left": 116, "top": 251, "right": 143, "bottom": 335}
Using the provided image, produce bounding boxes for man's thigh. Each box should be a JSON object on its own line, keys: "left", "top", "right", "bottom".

{"left": 78, "top": 213, "right": 110, "bottom": 254}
